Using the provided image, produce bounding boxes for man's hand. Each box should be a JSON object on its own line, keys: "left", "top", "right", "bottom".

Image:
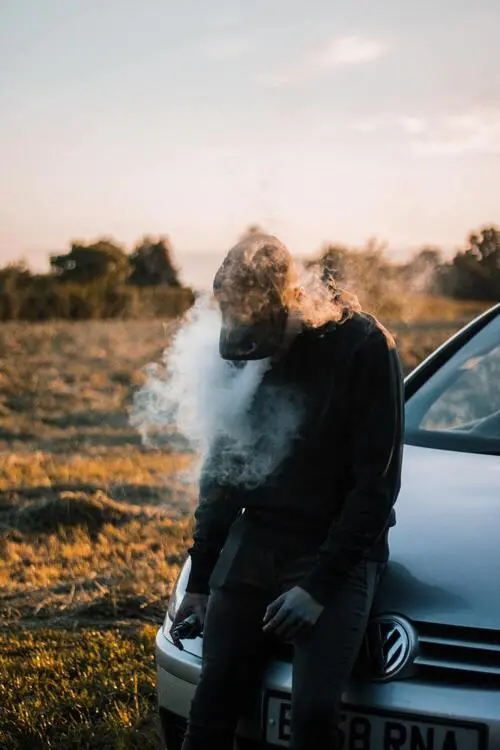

{"left": 170, "top": 592, "right": 208, "bottom": 650}
{"left": 262, "top": 586, "right": 324, "bottom": 641}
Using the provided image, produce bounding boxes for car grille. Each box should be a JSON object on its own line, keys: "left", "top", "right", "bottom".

{"left": 271, "top": 620, "right": 500, "bottom": 687}
{"left": 414, "top": 620, "right": 500, "bottom": 687}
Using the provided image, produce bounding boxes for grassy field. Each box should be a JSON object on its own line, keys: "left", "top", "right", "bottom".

{"left": 0, "top": 299, "right": 492, "bottom": 748}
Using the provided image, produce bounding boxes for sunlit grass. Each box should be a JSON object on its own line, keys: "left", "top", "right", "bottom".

{"left": 0, "top": 451, "right": 191, "bottom": 492}
{"left": 0, "top": 625, "right": 161, "bottom": 750}
{"left": 0, "top": 503, "right": 192, "bottom": 622}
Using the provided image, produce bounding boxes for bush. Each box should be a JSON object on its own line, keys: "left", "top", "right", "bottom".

{"left": 0, "top": 280, "right": 194, "bottom": 322}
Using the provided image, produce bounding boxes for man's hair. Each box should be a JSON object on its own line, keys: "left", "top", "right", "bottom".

{"left": 213, "top": 234, "right": 298, "bottom": 316}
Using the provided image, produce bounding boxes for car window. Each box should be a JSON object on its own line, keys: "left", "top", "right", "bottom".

{"left": 420, "top": 345, "right": 500, "bottom": 430}
{"left": 405, "top": 314, "right": 500, "bottom": 455}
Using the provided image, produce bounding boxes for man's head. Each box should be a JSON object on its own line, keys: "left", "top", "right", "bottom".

{"left": 213, "top": 234, "right": 298, "bottom": 361}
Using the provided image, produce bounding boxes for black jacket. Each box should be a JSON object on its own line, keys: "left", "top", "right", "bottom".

{"left": 186, "top": 312, "right": 405, "bottom": 605}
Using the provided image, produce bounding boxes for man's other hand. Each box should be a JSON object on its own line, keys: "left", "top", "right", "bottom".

{"left": 170, "top": 592, "right": 208, "bottom": 649}
{"left": 262, "top": 586, "right": 324, "bottom": 641}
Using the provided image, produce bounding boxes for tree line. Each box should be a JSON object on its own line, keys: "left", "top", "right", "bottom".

{"left": 307, "top": 224, "right": 500, "bottom": 305}
{"left": 0, "top": 225, "right": 498, "bottom": 322}
{"left": 303, "top": 225, "right": 499, "bottom": 320}
{"left": 0, "top": 236, "right": 194, "bottom": 321}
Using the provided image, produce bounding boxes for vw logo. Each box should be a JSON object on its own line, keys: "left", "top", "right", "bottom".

{"left": 366, "top": 615, "right": 417, "bottom": 681}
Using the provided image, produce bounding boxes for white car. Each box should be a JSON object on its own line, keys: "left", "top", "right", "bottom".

{"left": 156, "top": 303, "right": 500, "bottom": 749}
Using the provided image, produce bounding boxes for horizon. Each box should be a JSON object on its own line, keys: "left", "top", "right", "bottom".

{"left": 3, "top": 238, "right": 473, "bottom": 293}
{"left": 2, "top": 1, "right": 499, "bottom": 271}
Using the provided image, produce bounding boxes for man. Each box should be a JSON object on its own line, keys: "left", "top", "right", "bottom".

{"left": 171, "top": 234, "right": 405, "bottom": 749}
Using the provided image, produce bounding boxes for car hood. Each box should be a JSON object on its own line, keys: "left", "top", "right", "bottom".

{"left": 374, "top": 443, "right": 500, "bottom": 629}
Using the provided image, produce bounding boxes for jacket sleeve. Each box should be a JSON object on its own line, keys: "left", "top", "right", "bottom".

{"left": 300, "top": 326, "right": 404, "bottom": 605}
{"left": 185, "top": 441, "right": 242, "bottom": 594}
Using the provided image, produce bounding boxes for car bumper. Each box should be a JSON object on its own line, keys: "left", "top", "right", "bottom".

{"left": 156, "top": 619, "right": 498, "bottom": 748}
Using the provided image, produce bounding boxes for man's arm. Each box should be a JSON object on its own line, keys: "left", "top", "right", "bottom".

{"left": 299, "top": 326, "right": 404, "bottom": 605}
{"left": 185, "top": 443, "right": 242, "bottom": 594}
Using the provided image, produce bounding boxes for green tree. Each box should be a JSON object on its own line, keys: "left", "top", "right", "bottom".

{"left": 129, "top": 236, "right": 181, "bottom": 287}
{"left": 50, "top": 238, "right": 130, "bottom": 285}
{"left": 447, "top": 225, "right": 500, "bottom": 301}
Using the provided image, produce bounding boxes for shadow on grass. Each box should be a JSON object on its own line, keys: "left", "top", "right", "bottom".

{"left": 42, "top": 410, "right": 131, "bottom": 429}
{"left": 0, "top": 482, "right": 190, "bottom": 507}
{"left": 0, "top": 489, "right": 191, "bottom": 537}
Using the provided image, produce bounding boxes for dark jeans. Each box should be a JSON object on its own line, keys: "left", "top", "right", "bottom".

{"left": 181, "top": 551, "right": 382, "bottom": 750}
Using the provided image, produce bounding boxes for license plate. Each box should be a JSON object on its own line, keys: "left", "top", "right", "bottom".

{"left": 264, "top": 693, "right": 487, "bottom": 749}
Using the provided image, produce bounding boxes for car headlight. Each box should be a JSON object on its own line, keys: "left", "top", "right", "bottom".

{"left": 164, "top": 556, "right": 191, "bottom": 629}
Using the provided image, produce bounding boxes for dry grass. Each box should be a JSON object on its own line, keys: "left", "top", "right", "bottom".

{"left": 0, "top": 319, "right": 197, "bottom": 748}
{"left": 0, "top": 302, "right": 490, "bottom": 747}
{"left": 0, "top": 506, "right": 191, "bottom": 625}
{"left": 0, "top": 452, "right": 192, "bottom": 513}
{"left": 0, "top": 318, "right": 179, "bottom": 454}
{"left": 385, "top": 293, "right": 487, "bottom": 323}
{"left": 0, "top": 319, "right": 200, "bottom": 627}
{"left": 395, "top": 329, "right": 453, "bottom": 375}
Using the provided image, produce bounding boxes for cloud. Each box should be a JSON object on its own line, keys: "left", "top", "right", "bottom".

{"left": 254, "top": 72, "right": 294, "bottom": 88}
{"left": 412, "top": 111, "right": 500, "bottom": 156}
{"left": 355, "top": 115, "right": 426, "bottom": 135}
{"left": 311, "top": 36, "right": 386, "bottom": 67}
{"left": 204, "top": 36, "right": 252, "bottom": 61}
{"left": 401, "top": 117, "right": 428, "bottom": 136}
{"left": 355, "top": 109, "right": 500, "bottom": 156}
{"left": 257, "top": 34, "right": 387, "bottom": 88}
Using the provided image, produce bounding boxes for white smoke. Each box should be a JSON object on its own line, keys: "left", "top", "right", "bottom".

{"left": 130, "top": 294, "right": 305, "bottom": 489}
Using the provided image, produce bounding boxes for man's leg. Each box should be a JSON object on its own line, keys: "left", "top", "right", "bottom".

{"left": 181, "top": 585, "right": 272, "bottom": 750}
{"left": 289, "top": 559, "right": 381, "bottom": 750}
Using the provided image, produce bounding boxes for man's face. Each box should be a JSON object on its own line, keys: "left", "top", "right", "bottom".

{"left": 213, "top": 235, "right": 294, "bottom": 360}
{"left": 216, "top": 285, "right": 288, "bottom": 361}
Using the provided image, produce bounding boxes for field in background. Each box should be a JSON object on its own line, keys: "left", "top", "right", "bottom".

{"left": 373, "top": 293, "right": 487, "bottom": 325}
{"left": 0, "top": 299, "right": 492, "bottom": 748}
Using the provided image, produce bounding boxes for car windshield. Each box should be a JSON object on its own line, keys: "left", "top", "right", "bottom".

{"left": 405, "top": 313, "right": 500, "bottom": 455}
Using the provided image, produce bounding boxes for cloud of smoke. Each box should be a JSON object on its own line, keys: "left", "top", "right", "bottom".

{"left": 129, "top": 295, "right": 305, "bottom": 489}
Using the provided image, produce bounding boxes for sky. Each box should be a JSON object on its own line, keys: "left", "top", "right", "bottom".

{"left": 1, "top": 0, "right": 499, "bottom": 277}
